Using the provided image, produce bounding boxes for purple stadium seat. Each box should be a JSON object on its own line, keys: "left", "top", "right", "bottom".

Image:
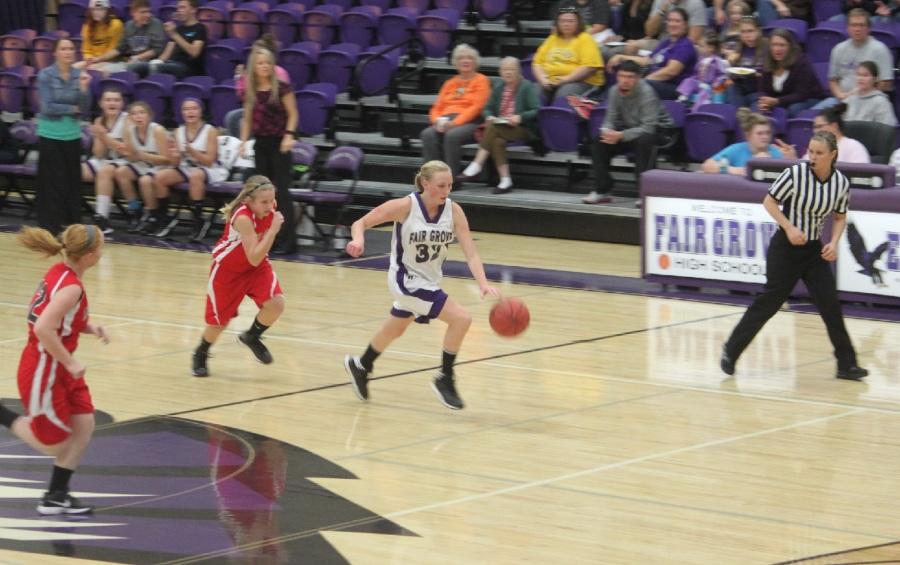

{"left": 340, "top": 6, "right": 380, "bottom": 49}
{"left": 301, "top": 4, "right": 344, "bottom": 48}
{"left": 197, "top": 1, "right": 233, "bottom": 43}
{"left": 762, "top": 18, "right": 808, "bottom": 43}
{"left": 0, "top": 121, "right": 38, "bottom": 212}
{"left": 805, "top": 28, "right": 847, "bottom": 64}
{"left": 291, "top": 144, "right": 362, "bottom": 248}
{"left": 324, "top": 0, "right": 355, "bottom": 9}
{"left": 695, "top": 103, "right": 738, "bottom": 130}
{"left": 109, "top": 0, "right": 131, "bottom": 20}
{"left": 30, "top": 34, "right": 64, "bottom": 70}
{"left": 521, "top": 54, "right": 535, "bottom": 82}
{"left": 158, "top": 4, "right": 178, "bottom": 22}
{"left": 812, "top": 62, "right": 829, "bottom": 92}
{"left": 228, "top": 2, "right": 267, "bottom": 43}
{"left": 204, "top": 38, "right": 245, "bottom": 82}
{"left": 0, "top": 29, "right": 37, "bottom": 69}
{"left": 396, "top": 0, "right": 429, "bottom": 15}
{"left": 0, "top": 69, "right": 31, "bottom": 114}
{"left": 98, "top": 70, "right": 138, "bottom": 98}
{"left": 317, "top": 43, "right": 361, "bottom": 93}
{"left": 870, "top": 25, "right": 896, "bottom": 50}
{"left": 279, "top": 41, "right": 321, "bottom": 91}
{"left": 476, "top": 0, "right": 508, "bottom": 20}
{"left": 362, "top": 0, "right": 392, "bottom": 11}
{"left": 172, "top": 76, "right": 214, "bottom": 124}
{"left": 684, "top": 112, "right": 732, "bottom": 161}
{"left": 378, "top": 8, "right": 418, "bottom": 46}
{"left": 266, "top": 4, "right": 306, "bottom": 48}
{"left": 435, "top": 0, "right": 469, "bottom": 13}
{"left": 209, "top": 83, "right": 238, "bottom": 127}
{"left": 133, "top": 73, "right": 176, "bottom": 122}
{"left": 786, "top": 117, "right": 813, "bottom": 155}
{"left": 417, "top": 9, "right": 460, "bottom": 58}
{"left": 250, "top": 0, "right": 281, "bottom": 8}
{"left": 356, "top": 44, "right": 401, "bottom": 96}
{"left": 813, "top": 0, "right": 842, "bottom": 24}
{"left": 662, "top": 99, "right": 687, "bottom": 129}
{"left": 296, "top": 82, "right": 338, "bottom": 136}
{"left": 538, "top": 107, "right": 580, "bottom": 152}
{"left": 58, "top": 0, "right": 88, "bottom": 37}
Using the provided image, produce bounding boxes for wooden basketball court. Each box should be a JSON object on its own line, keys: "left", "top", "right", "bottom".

{"left": 0, "top": 229, "right": 898, "bottom": 564}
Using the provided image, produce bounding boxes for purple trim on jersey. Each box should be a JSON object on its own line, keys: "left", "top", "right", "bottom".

{"left": 413, "top": 192, "right": 445, "bottom": 224}
{"left": 176, "top": 166, "right": 209, "bottom": 183}
{"left": 391, "top": 221, "right": 449, "bottom": 322}
{"left": 390, "top": 307, "right": 413, "bottom": 318}
{"left": 84, "top": 159, "right": 96, "bottom": 176}
{"left": 127, "top": 163, "right": 154, "bottom": 178}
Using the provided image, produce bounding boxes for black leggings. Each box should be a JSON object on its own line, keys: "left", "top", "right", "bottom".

{"left": 253, "top": 135, "right": 295, "bottom": 247}
{"left": 37, "top": 136, "right": 82, "bottom": 235}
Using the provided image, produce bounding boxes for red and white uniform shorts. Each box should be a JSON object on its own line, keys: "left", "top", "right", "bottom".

{"left": 17, "top": 349, "right": 94, "bottom": 445}
{"left": 205, "top": 261, "right": 282, "bottom": 326}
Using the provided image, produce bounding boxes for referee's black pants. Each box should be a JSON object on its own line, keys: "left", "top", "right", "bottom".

{"left": 37, "top": 136, "right": 83, "bottom": 235}
{"left": 724, "top": 229, "right": 857, "bottom": 369}
{"left": 253, "top": 135, "right": 295, "bottom": 250}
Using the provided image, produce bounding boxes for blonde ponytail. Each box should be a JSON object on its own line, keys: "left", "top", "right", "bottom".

{"left": 414, "top": 160, "right": 452, "bottom": 193}
{"left": 18, "top": 224, "right": 100, "bottom": 260}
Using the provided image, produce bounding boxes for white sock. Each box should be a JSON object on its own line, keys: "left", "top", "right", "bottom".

{"left": 584, "top": 191, "right": 598, "bottom": 199}
{"left": 462, "top": 162, "right": 482, "bottom": 176}
{"left": 497, "top": 177, "right": 513, "bottom": 189}
{"left": 95, "top": 195, "right": 112, "bottom": 218}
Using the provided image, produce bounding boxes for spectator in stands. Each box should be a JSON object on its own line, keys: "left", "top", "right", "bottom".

{"left": 756, "top": 0, "right": 811, "bottom": 26}
{"left": 676, "top": 31, "right": 729, "bottom": 111}
{"left": 532, "top": 9, "right": 605, "bottom": 102}
{"left": 554, "top": 0, "right": 615, "bottom": 44}
{"left": 154, "top": 98, "right": 227, "bottom": 241}
{"left": 582, "top": 60, "right": 674, "bottom": 205}
{"left": 719, "top": 1, "right": 751, "bottom": 43}
{"left": 420, "top": 44, "right": 490, "bottom": 176}
{"left": 239, "top": 47, "right": 299, "bottom": 254}
{"left": 225, "top": 34, "right": 290, "bottom": 138}
{"left": 802, "top": 103, "right": 871, "bottom": 163}
{"left": 455, "top": 57, "right": 541, "bottom": 194}
{"left": 701, "top": 109, "right": 795, "bottom": 175}
{"left": 608, "top": 8, "right": 697, "bottom": 100}
{"left": 813, "top": 9, "right": 894, "bottom": 110}
{"left": 723, "top": 14, "right": 767, "bottom": 107}
{"left": 617, "top": 0, "right": 654, "bottom": 43}
{"left": 74, "top": 0, "right": 123, "bottom": 71}
{"left": 116, "top": 101, "right": 173, "bottom": 234}
{"left": 624, "top": 0, "right": 707, "bottom": 54}
{"left": 843, "top": 62, "right": 897, "bottom": 125}
{"left": 90, "top": 0, "right": 166, "bottom": 75}
{"left": 757, "top": 28, "right": 824, "bottom": 117}
{"left": 130, "top": 0, "right": 206, "bottom": 79}
{"left": 830, "top": 0, "right": 899, "bottom": 22}
{"left": 36, "top": 37, "right": 92, "bottom": 235}
{"left": 84, "top": 89, "right": 136, "bottom": 235}
{"left": 873, "top": 0, "right": 900, "bottom": 22}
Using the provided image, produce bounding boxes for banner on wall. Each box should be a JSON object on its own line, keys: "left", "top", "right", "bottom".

{"left": 644, "top": 196, "right": 777, "bottom": 284}
{"left": 837, "top": 211, "right": 900, "bottom": 298}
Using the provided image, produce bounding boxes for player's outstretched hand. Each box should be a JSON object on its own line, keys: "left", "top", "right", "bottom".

{"left": 480, "top": 284, "right": 501, "bottom": 299}
{"left": 65, "top": 359, "right": 86, "bottom": 380}
{"left": 346, "top": 238, "right": 364, "bottom": 257}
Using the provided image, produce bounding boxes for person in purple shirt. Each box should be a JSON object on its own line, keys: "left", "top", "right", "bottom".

{"left": 758, "top": 28, "right": 825, "bottom": 117}
{"left": 607, "top": 8, "right": 696, "bottom": 100}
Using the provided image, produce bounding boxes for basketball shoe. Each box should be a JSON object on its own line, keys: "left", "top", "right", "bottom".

{"left": 192, "top": 350, "right": 209, "bottom": 377}
{"left": 432, "top": 371, "right": 464, "bottom": 410}
{"left": 720, "top": 345, "right": 735, "bottom": 376}
{"left": 37, "top": 491, "right": 93, "bottom": 515}
{"left": 344, "top": 355, "right": 370, "bottom": 400}
{"left": 238, "top": 332, "right": 273, "bottom": 364}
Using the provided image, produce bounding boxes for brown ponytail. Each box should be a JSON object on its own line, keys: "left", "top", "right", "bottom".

{"left": 19, "top": 224, "right": 100, "bottom": 260}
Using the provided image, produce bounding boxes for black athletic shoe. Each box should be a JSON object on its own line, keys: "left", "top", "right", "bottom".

{"left": 126, "top": 211, "right": 142, "bottom": 232}
{"left": 344, "top": 355, "right": 370, "bottom": 401}
{"left": 720, "top": 346, "right": 735, "bottom": 376}
{"left": 192, "top": 350, "right": 209, "bottom": 377}
{"left": 139, "top": 216, "right": 160, "bottom": 235}
{"left": 37, "top": 491, "right": 93, "bottom": 516}
{"left": 238, "top": 332, "right": 273, "bottom": 364}
{"left": 92, "top": 214, "right": 113, "bottom": 235}
{"left": 431, "top": 371, "right": 464, "bottom": 410}
{"left": 836, "top": 366, "right": 868, "bottom": 381}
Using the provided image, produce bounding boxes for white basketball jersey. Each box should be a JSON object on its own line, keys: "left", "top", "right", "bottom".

{"left": 103, "top": 112, "right": 127, "bottom": 160}
{"left": 176, "top": 123, "right": 212, "bottom": 168}
{"left": 128, "top": 122, "right": 162, "bottom": 161}
{"left": 232, "top": 138, "right": 256, "bottom": 169}
{"left": 389, "top": 192, "right": 455, "bottom": 292}
{"left": 217, "top": 135, "right": 243, "bottom": 171}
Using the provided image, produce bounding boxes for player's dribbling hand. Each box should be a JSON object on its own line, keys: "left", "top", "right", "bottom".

{"left": 65, "top": 360, "right": 86, "bottom": 380}
{"left": 346, "top": 239, "right": 364, "bottom": 257}
{"left": 480, "top": 284, "right": 501, "bottom": 299}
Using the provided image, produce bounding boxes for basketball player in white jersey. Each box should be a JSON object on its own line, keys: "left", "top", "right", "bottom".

{"left": 83, "top": 89, "right": 137, "bottom": 234}
{"left": 154, "top": 98, "right": 228, "bottom": 240}
{"left": 343, "top": 160, "right": 501, "bottom": 410}
{"left": 114, "top": 101, "right": 173, "bottom": 235}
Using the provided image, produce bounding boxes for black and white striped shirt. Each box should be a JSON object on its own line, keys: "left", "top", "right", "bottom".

{"left": 768, "top": 162, "right": 850, "bottom": 241}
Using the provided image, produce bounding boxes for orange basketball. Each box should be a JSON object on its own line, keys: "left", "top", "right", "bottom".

{"left": 489, "top": 298, "right": 530, "bottom": 337}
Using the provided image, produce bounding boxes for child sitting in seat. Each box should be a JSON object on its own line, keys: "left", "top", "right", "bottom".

{"left": 676, "top": 32, "right": 730, "bottom": 111}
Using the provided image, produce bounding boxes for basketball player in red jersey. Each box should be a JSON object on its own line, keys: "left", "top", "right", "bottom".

{"left": 0, "top": 225, "right": 108, "bottom": 515}
{"left": 192, "top": 175, "right": 286, "bottom": 377}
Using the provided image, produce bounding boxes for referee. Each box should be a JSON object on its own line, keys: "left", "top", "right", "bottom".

{"left": 720, "top": 131, "right": 868, "bottom": 381}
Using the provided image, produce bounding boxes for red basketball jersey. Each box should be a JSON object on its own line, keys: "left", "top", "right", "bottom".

{"left": 210, "top": 205, "right": 274, "bottom": 273}
{"left": 25, "top": 262, "right": 88, "bottom": 354}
